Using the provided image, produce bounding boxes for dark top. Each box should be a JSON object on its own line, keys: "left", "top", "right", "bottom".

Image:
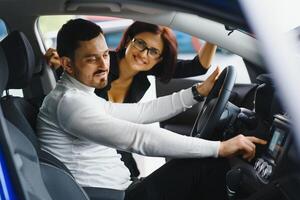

{"left": 54, "top": 50, "right": 208, "bottom": 177}
{"left": 94, "top": 51, "right": 207, "bottom": 103}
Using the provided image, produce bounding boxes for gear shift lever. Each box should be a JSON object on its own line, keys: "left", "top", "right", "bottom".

{"left": 226, "top": 168, "right": 242, "bottom": 200}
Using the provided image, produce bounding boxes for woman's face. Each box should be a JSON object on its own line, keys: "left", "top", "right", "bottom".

{"left": 124, "top": 32, "right": 164, "bottom": 72}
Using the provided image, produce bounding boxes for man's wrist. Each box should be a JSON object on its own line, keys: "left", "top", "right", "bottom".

{"left": 191, "top": 83, "right": 205, "bottom": 102}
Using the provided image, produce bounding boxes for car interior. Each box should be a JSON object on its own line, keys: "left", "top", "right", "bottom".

{"left": 0, "top": 0, "right": 300, "bottom": 200}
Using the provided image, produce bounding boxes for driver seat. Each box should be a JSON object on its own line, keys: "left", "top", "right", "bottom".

{"left": 0, "top": 30, "right": 72, "bottom": 175}
{"left": 0, "top": 43, "right": 89, "bottom": 200}
{"left": 0, "top": 30, "right": 125, "bottom": 200}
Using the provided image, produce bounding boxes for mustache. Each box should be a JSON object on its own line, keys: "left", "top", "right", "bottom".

{"left": 93, "top": 69, "right": 108, "bottom": 75}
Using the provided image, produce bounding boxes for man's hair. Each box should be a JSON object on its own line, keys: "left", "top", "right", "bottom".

{"left": 57, "top": 18, "right": 103, "bottom": 59}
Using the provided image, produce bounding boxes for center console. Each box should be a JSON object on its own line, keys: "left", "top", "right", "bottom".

{"left": 226, "top": 114, "right": 292, "bottom": 199}
{"left": 253, "top": 114, "right": 291, "bottom": 183}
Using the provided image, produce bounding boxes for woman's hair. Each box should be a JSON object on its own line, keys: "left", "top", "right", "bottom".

{"left": 116, "top": 21, "right": 178, "bottom": 83}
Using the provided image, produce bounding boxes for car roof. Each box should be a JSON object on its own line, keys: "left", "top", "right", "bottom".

{"left": 0, "top": 0, "right": 262, "bottom": 67}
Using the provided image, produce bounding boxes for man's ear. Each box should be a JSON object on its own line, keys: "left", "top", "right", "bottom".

{"left": 60, "top": 57, "right": 73, "bottom": 75}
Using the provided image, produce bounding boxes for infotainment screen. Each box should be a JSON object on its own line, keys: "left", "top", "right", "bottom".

{"left": 268, "top": 128, "right": 286, "bottom": 159}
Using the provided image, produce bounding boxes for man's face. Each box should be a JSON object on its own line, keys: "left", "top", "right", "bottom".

{"left": 63, "top": 34, "right": 110, "bottom": 89}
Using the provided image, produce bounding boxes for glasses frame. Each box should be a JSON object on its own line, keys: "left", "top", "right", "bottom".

{"left": 131, "top": 38, "right": 162, "bottom": 59}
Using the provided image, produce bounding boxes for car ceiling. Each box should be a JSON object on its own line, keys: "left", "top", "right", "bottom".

{"left": 0, "top": 0, "right": 249, "bottom": 30}
{"left": 0, "top": 0, "right": 262, "bottom": 66}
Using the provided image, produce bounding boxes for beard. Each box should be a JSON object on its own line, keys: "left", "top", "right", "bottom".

{"left": 95, "top": 77, "right": 108, "bottom": 89}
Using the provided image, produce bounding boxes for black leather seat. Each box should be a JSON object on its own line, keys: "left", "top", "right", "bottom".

{"left": 0, "top": 30, "right": 72, "bottom": 175}
{"left": 0, "top": 30, "right": 125, "bottom": 200}
{"left": 0, "top": 44, "right": 89, "bottom": 200}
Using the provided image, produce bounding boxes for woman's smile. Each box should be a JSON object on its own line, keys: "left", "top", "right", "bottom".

{"left": 132, "top": 54, "right": 147, "bottom": 65}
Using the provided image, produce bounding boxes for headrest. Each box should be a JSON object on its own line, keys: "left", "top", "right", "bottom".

{"left": 0, "top": 46, "right": 8, "bottom": 94}
{"left": 1, "top": 31, "right": 35, "bottom": 89}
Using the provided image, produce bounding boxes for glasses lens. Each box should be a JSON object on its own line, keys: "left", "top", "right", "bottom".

{"left": 132, "top": 38, "right": 161, "bottom": 59}
{"left": 133, "top": 38, "right": 146, "bottom": 51}
{"left": 148, "top": 48, "right": 160, "bottom": 58}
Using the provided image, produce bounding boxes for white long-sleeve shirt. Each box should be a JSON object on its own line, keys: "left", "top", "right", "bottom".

{"left": 36, "top": 73, "right": 220, "bottom": 190}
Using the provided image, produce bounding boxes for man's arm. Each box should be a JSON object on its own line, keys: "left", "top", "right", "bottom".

{"left": 105, "top": 67, "right": 220, "bottom": 124}
{"left": 104, "top": 88, "right": 196, "bottom": 124}
{"left": 57, "top": 90, "right": 266, "bottom": 160}
{"left": 57, "top": 91, "right": 220, "bottom": 158}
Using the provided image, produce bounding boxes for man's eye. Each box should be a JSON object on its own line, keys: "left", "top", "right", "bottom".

{"left": 87, "top": 57, "right": 97, "bottom": 62}
{"left": 103, "top": 53, "right": 109, "bottom": 58}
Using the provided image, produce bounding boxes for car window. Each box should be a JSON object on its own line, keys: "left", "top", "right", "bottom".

{"left": 37, "top": 15, "right": 250, "bottom": 85}
{"left": 0, "top": 19, "right": 7, "bottom": 41}
{"left": 0, "top": 19, "right": 7, "bottom": 97}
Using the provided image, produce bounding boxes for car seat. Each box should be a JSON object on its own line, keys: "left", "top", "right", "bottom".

{"left": 0, "top": 30, "right": 72, "bottom": 175}
{"left": 0, "top": 44, "right": 89, "bottom": 200}
{"left": 0, "top": 30, "right": 125, "bottom": 200}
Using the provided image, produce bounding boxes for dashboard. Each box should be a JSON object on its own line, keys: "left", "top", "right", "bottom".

{"left": 226, "top": 113, "right": 294, "bottom": 199}
{"left": 254, "top": 115, "right": 291, "bottom": 184}
{"left": 225, "top": 74, "right": 298, "bottom": 199}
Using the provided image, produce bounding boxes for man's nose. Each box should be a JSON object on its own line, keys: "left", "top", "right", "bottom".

{"left": 97, "top": 57, "right": 108, "bottom": 68}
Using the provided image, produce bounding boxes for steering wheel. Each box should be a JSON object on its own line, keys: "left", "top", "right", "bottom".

{"left": 190, "top": 65, "right": 237, "bottom": 140}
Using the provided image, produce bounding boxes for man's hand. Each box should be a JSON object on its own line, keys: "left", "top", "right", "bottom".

{"left": 218, "top": 134, "right": 267, "bottom": 161}
{"left": 196, "top": 66, "right": 221, "bottom": 96}
{"left": 44, "top": 48, "right": 61, "bottom": 69}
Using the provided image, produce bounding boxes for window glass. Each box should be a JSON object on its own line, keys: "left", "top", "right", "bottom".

{"left": 1, "top": 18, "right": 8, "bottom": 97}
{"left": 172, "top": 29, "right": 250, "bottom": 84}
{"left": 37, "top": 15, "right": 250, "bottom": 84}
{"left": 38, "top": 15, "right": 74, "bottom": 49}
{"left": 0, "top": 19, "right": 7, "bottom": 41}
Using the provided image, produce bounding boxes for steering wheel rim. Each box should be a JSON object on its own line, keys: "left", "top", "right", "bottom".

{"left": 190, "top": 66, "right": 237, "bottom": 140}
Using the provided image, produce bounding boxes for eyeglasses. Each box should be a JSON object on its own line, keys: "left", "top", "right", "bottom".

{"left": 131, "top": 38, "right": 162, "bottom": 59}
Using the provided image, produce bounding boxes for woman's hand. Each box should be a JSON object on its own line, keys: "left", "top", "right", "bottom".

{"left": 198, "top": 42, "right": 217, "bottom": 70}
{"left": 195, "top": 66, "right": 221, "bottom": 96}
{"left": 44, "top": 48, "right": 61, "bottom": 69}
{"left": 218, "top": 134, "right": 267, "bottom": 161}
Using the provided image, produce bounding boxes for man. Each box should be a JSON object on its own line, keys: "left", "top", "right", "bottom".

{"left": 36, "top": 19, "right": 265, "bottom": 200}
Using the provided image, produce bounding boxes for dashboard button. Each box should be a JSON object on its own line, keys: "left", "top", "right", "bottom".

{"left": 258, "top": 161, "right": 268, "bottom": 174}
{"left": 264, "top": 165, "right": 273, "bottom": 179}
{"left": 254, "top": 158, "right": 263, "bottom": 170}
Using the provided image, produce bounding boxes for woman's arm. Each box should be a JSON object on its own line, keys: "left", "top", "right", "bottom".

{"left": 106, "top": 67, "right": 220, "bottom": 124}
{"left": 44, "top": 48, "right": 61, "bottom": 69}
{"left": 173, "top": 42, "right": 217, "bottom": 78}
{"left": 44, "top": 48, "right": 64, "bottom": 79}
{"left": 198, "top": 42, "right": 217, "bottom": 69}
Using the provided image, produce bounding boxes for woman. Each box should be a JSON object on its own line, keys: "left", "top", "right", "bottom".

{"left": 45, "top": 21, "right": 217, "bottom": 177}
